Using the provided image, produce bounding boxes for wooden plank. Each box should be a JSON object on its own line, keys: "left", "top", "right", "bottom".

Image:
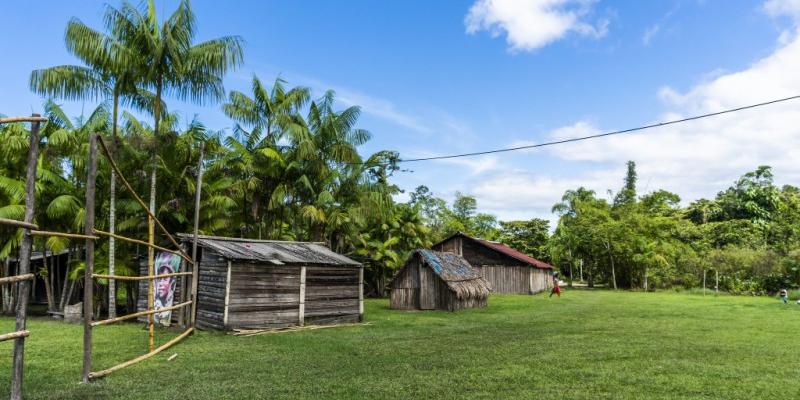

{"left": 299, "top": 266, "right": 306, "bottom": 327}
{"left": 88, "top": 327, "right": 193, "bottom": 380}
{"left": 223, "top": 261, "right": 231, "bottom": 327}
{"left": 0, "top": 274, "right": 34, "bottom": 285}
{"left": 0, "top": 330, "right": 29, "bottom": 342}
{"left": 359, "top": 267, "right": 364, "bottom": 319}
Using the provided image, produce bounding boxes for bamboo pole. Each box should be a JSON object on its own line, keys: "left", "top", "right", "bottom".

{"left": 0, "top": 274, "right": 34, "bottom": 285}
{"left": 91, "top": 272, "right": 192, "bottom": 281}
{"left": 189, "top": 142, "right": 204, "bottom": 328}
{"left": 147, "top": 166, "right": 155, "bottom": 353}
{"left": 96, "top": 136, "right": 190, "bottom": 261}
{"left": 11, "top": 114, "right": 40, "bottom": 400}
{"left": 92, "top": 229, "right": 192, "bottom": 264}
{"left": 91, "top": 301, "right": 192, "bottom": 327}
{"left": 88, "top": 327, "right": 194, "bottom": 380}
{"left": 82, "top": 133, "right": 98, "bottom": 384}
{"left": 0, "top": 116, "right": 48, "bottom": 124}
{"left": 30, "top": 230, "right": 98, "bottom": 240}
{"left": 0, "top": 218, "right": 38, "bottom": 230}
{"left": 0, "top": 330, "right": 30, "bottom": 342}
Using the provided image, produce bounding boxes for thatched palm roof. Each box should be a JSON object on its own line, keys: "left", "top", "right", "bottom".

{"left": 413, "top": 250, "right": 491, "bottom": 300}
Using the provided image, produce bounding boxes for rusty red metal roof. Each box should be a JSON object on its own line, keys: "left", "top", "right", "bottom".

{"left": 474, "top": 238, "right": 554, "bottom": 270}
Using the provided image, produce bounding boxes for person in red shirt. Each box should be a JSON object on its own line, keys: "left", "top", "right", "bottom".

{"left": 549, "top": 272, "right": 561, "bottom": 298}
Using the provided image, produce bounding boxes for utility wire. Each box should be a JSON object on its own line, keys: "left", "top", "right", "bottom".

{"left": 391, "top": 94, "right": 800, "bottom": 164}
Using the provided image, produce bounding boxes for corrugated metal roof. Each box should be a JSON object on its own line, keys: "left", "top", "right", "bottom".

{"left": 433, "top": 232, "right": 554, "bottom": 270}
{"left": 179, "top": 234, "right": 360, "bottom": 266}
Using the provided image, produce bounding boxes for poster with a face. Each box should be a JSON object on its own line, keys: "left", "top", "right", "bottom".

{"left": 153, "top": 252, "right": 181, "bottom": 326}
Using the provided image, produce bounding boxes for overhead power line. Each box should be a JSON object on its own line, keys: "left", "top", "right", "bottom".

{"left": 394, "top": 94, "right": 800, "bottom": 163}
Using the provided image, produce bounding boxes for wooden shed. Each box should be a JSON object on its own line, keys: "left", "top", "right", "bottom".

{"left": 432, "top": 232, "right": 554, "bottom": 295}
{"left": 138, "top": 235, "right": 363, "bottom": 330}
{"left": 390, "top": 250, "right": 490, "bottom": 311}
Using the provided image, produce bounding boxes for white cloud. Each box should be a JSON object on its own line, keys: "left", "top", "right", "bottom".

{"left": 764, "top": 0, "right": 800, "bottom": 20}
{"left": 465, "top": 0, "right": 609, "bottom": 52}
{"left": 642, "top": 24, "right": 661, "bottom": 46}
{"left": 545, "top": 31, "right": 800, "bottom": 203}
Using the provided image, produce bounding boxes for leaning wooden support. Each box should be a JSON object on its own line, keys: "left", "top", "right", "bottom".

{"left": 92, "top": 229, "right": 192, "bottom": 264}
{"left": 0, "top": 274, "right": 34, "bottom": 285}
{"left": 96, "top": 136, "right": 191, "bottom": 261}
{"left": 232, "top": 322, "right": 373, "bottom": 337}
{"left": 91, "top": 301, "right": 192, "bottom": 327}
{"left": 0, "top": 116, "right": 49, "bottom": 124}
{"left": 91, "top": 272, "right": 192, "bottom": 281}
{"left": 82, "top": 133, "right": 98, "bottom": 384}
{"left": 0, "top": 330, "right": 30, "bottom": 342}
{"left": 189, "top": 142, "right": 204, "bottom": 327}
{"left": 0, "top": 218, "right": 38, "bottom": 230}
{"left": 30, "top": 230, "right": 98, "bottom": 240}
{"left": 11, "top": 114, "right": 41, "bottom": 400}
{"left": 88, "top": 327, "right": 194, "bottom": 380}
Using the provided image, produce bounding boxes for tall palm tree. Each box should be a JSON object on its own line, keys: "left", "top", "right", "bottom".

{"left": 105, "top": 0, "right": 243, "bottom": 266}
{"left": 30, "top": 14, "right": 152, "bottom": 318}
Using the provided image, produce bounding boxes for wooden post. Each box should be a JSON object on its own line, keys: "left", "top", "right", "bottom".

{"left": 715, "top": 270, "right": 719, "bottom": 295}
{"left": 298, "top": 266, "right": 306, "bottom": 326}
{"left": 358, "top": 267, "right": 364, "bottom": 321}
{"left": 147, "top": 169, "right": 156, "bottom": 352}
{"left": 223, "top": 261, "right": 231, "bottom": 327}
{"left": 528, "top": 268, "right": 534, "bottom": 295}
{"left": 82, "top": 133, "right": 98, "bottom": 384}
{"left": 189, "top": 142, "right": 204, "bottom": 328}
{"left": 703, "top": 269, "right": 706, "bottom": 296}
{"left": 10, "top": 115, "right": 40, "bottom": 400}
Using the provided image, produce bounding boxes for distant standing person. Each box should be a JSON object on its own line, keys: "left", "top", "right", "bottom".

{"left": 549, "top": 272, "right": 561, "bottom": 298}
{"left": 780, "top": 288, "right": 788, "bottom": 304}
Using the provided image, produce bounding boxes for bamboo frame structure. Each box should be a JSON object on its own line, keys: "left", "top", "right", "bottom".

{"left": 0, "top": 218, "right": 38, "bottom": 230}
{"left": 0, "top": 274, "right": 34, "bottom": 285}
{"left": 96, "top": 136, "right": 191, "bottom": 261}
{"left": 92, "top": 229, "right": 191, "bottom": 263}
{"left": 0, "top": 331, "right": 30, "bottom": 343}
{"left": 91, "top": 301, "right": 192, "bottom": 327}
{"left": 3, "top": 114, "right": 41, "bottom": 400}
{"left": 88, "top": 327, "right": 194, "bottom": 380}
{"left": 81, "top": 133, "right": 199, "bottom": 382}
{"left": 91, "top": 272, "right": 192, "bottom": 281}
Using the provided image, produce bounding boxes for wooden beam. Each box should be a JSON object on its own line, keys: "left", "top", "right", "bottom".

{"left": 0, "top": 274, "right": 34, "bottom": 285}
{"left": 82, "top": 133, "right": 98, "bottom": 384}
{"left": 92, "top": 229, "right": 192, "bottom": 264}
{"left": 96, "top": 136, "right": 191, "bottom": 261}
{"left": 0, "top": 330, "right": 29, "bottom": 342}
{"left": 358, "top": 267, "right": 364, "bottom": 320}
{"left": 91, "top": 272, "right": 192, "bottom": 281}
{"left": 30, "top": 230, "right": 98, "bottom": 240}
{"left": 299, "top": 266, "right": 306, "bottom": 327}
{"left": 223, "top": 261, "right": 231, "bottom": 327}
{"left": 91, "top": 301, "right": 192, "bottom": 327}
{"left": 88, "top": 327, "right": 194, "bottom": 380}
{"left": 0, "top": 116, "right": 48, "bottom": 124}
{"left": 0, "top": 218, "right": 38, "bottom": 230}
{"left": 11, "top": 114, "right": 40, "bottom": 400}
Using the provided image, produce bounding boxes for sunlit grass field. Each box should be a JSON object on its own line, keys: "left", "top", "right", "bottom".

{"left": 0, "top": 290, "right": 796, "bottom": 399}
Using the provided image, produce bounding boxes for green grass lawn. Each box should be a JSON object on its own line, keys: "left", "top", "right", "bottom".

{"left": 0, "top": 290, "right": 797, "bottom": 399}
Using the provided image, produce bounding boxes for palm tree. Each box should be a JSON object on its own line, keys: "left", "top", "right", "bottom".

{"left": 105, "top": 0, "right": 243, "bottom": 276}
{"left": 30, "top": 14, "right": 152, "bottom": 318}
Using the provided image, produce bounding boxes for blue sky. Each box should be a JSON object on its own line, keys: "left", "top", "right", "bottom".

{"left": 2, "top": 0, "right": 800, "bottom": 225}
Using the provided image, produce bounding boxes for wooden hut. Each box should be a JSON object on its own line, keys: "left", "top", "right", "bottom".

{"left": 138, "top": 235, "right": 363, "bottom": 330}
{"left": 390, "top": 249, "right": 490, "bottom": 311}
{"left": 432, "top": 232, "right": 554, "bottom": 295}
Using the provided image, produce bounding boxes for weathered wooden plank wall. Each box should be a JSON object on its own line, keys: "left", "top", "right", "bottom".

{"left": 530, "top": 268, "right": 552, "bottom": 294}
{"left": 390, "top": 260, "right": 419, "bottom": 309}
{"left": 303, "top": 266, "right": 360, "bottom": 325}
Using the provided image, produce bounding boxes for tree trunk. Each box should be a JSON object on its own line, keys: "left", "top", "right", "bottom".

{"left": 58, "top": 245, "right": 73, "bottom": 311}
{"left": 605, "top": 240, "right": 617, "bottom": 290}
{"left": 43, "top": 250, "right": 54, "bottom": 311}
{"left": 2, "top": 257, "right": 11, "bottom": 314}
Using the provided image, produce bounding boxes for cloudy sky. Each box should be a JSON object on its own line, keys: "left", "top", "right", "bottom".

{"left": 2, "top": 0, "right": 800, "bottom": 226}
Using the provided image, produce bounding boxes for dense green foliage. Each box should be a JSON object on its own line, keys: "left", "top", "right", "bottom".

{"left": 1, "top": 291, "right": 797, "bottom": 399}
{"left": 550, "top": 163, "right": 800, "bottom": 293}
